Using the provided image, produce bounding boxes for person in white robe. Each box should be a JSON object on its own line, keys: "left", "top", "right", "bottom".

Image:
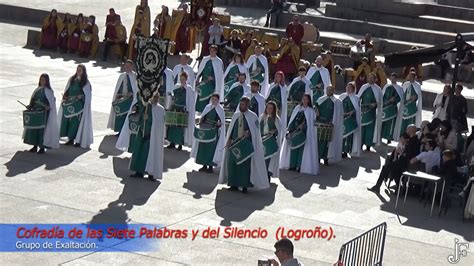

{"left": 433, "top": 84, "right": 451, "bottom": 121}
{"left": 357, "top": 73, "right": 383, "bottom": 151}
{"left": 266, "top": 71, "right": 288, "bottom": 127}
{"left": 224, "top": 72, "right": 250, "bottom": 112}
{"left": 339, "top": 82, "right": 361, "bottom": 158}
{"left": 241, "top": 80, "right": 266, "bottom": 117}
{"left": 190, "top": 93, "right": 226, "bottom": 173}
{"left": 22, "top": 73, "right": 60, "bottom": 153}
{"left": 219, "top": 96, "right": 269, "bottom": 193}
{"left": 315, "top": 85, "right": 343, "bottom": 165}
{"left": 195, "top": 45, "right": 224, "bottom": 113}
{"left": 246, "top": 45, "right": 270, "bottom": 95}
{"left": 107, "top": 60, "right": 139, "bottom": 134}
{"left": 117, "top": 93, "right": 165, "bottom": 181}
{"left": 163, "top": 67, "right": 175, "bottom": 108}
{"left": 280, "top": 94, "right": 319, "bottom": 175}
{"left": 172, "top": 53, "right": 195, "bottom": 86}
{"left": 287, "top": 66, "right": 311, "bottom": 103}
{"left": 380, "top": 73, "right": 404, "bottom": 143}
{"left": 58, "top": 64, "right": 93, "bottom": 149}
{"left": 306, "top": 56, "right": 331, "bottom": 104}
{"left": 223, "top": 53, "right": 249, "bottom": 95}
{"left": 260, "top": 101, "right": 283, "bottom": 180}
{"left": 395, "top": 71, "right": 423, "bottom": 139}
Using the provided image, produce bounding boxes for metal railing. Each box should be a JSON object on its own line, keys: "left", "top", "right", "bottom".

{"left": 335, "top": 222, "right": 387, "bottom": 266}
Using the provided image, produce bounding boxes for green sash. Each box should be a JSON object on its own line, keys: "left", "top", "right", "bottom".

{"left": 382, "top": 86, "right": 400, "bottom": 122}
{"left": 360, "top": 87, "right": 376, "bottom": 126}
{"left": 266, "top": 85, "right": 282, "bottom": 111}
{"left": 342, "top": 97, "right": 357, "bottom": 137}
{"left": 198, "top": 60, "right": 216, "bottom": 102}
{"left": 225, "top": 85, "right": 244, "bottom": 109}
{"left": 250, "top": 59, "right": 264, "bottom": 83}
{"left": 316, "top": 98, "right": 334, "bottom": 124}
{"left": 224, "top": 65, "right": 239, "bottom": 95}
{"left": 403, "top": 85, "right": 418, "bottom": 119}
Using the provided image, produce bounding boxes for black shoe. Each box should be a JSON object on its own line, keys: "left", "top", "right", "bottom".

{"left": 263, "top": 23, "right": 269, "bottom": 27}
{"left": 342, "top": 152, "right": 348, "bottom": 158}
{"left": 205, "top": 166, "right": 213, "bottom": 173}
{"left": 365, "top": 146, "right": 371, "bottom": 152}
{"left": 296, "top": 168, "right": 300, "bottom": 172}
{"left": 37, "top": 148, "right": 45, "bottom": 154}
{"left": 241, "top": 187, "right": 248, "bottom": 194}
{"left": 198, "top": 166, "right": 207, "bottom": 172}
{"left": 387, "top": 140, "right": 391, "bottom": 144}
{"left": 130, "top": 173, "right": 144, "bottom": 178}
{"left": 167, "top": 143, "right": 175, "bottom": 149}
{"left": 228, "top": 186, "right": 238, "bottom": 191}
{"left": 65, "top": 140, "right": 74, "bottom": 145}
{"left": 74, "top": 143, "right": 81, "bottom": 147}
{"left": 288, "top": 167, "right": 296, "bottom": 171}
{"left": 324, "top": 159, "right": 329, "bottom": 166}
{"left": 148, "top": 175, "right": 156, "bottom": 181}
{"left": 177, "top": 145, "right": 182, "bottom": 151}
{"left": 29, "top": 146, "right": 38, "bottom": 153}
{"left": 367, "top": 186, "right": 379, "bottom": 194}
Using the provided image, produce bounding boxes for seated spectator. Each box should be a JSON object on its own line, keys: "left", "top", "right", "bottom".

{"left": 225, "top": 29, "right": 242, "bottom": 59}
{"left": 102, "top": 16, "right": 127, "bottom": 62}
{"left": 410, "top": 139, "right": 440, "bottom": 173}
{"left": 356, "top": 33, "right": 375, "bottom": 66}
{"left": 40, "top": 9, "right": 61, "bottom": 50}
{"left": 433, "top": 84, "right": 451, "bottom": 121}
{"left": 437, "top": 120, "right": 458, "bottom": 152}
{"left": 78, "top": 15, "right": 99, "bottom": 58}
{"left": 240, "top": 31, "right": 253, "bottom": 57}
{"left": 208, "top": 17, "right": 224, "bottom": 47}
{"left": 269, "top": 238, "right": 303, "bottom": 266}
{"left": 68, "top": 13, "right": 84, "bottom": 54}
{"left": 105, "top": 8, "right": 121, "bottom": 41}
{"left": 436, "top": 150, "right": 463, "bottom": 186}
{"left": 57, "top": 13, "right": 71, "bottom": 53}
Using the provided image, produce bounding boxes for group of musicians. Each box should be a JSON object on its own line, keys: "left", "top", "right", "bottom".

{"left": 21, "top": 42, "right": 423, "bottom": 190}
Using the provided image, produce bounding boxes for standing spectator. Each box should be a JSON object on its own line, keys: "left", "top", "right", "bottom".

{"left": 268, "top": 238, "right": 303, "bottom": 266}
{"left": 171, "top": 4, "right": 194, "bottom": 55}
{"left": 128, "top": 10, "right": 148, "bottom": 61}
{"left": 102, "top": 16, "right": 127, "bottom": 62}
{"left": 155, "top": 5, "right": 172, "bottom": 39}
{"left": 285, "top": 15, "right": 304, "bottom": 46}
{"left": 433, "top": 84, "right": 451, "bottom": 121}
{"left": 264, "top": 0, "right": 284, "bottom": 28}
{"left": 105, "top": 8, "right": 120, "bottom": 41}
{"left": 208, "top": 18, "right": 224, "bottom": 47}
{"left": 135, "top": 0, "right": 151, "bottom": 35}
{"left": 450, "top": 84, "right": 468, "bottom": 133}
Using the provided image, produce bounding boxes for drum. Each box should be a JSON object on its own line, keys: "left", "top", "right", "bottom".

{"left": 194, "top": 123, "right": 217, "bottom": 143}
{"left": 62, "top": 98, "right": 83, "bottom": 118}
{"left": 165, "top": 111, "right": 188, "bottom": 127}
{"left": 23, "top": 110, "right": 46, "bottom": 129}
{"left": 112, "top": 97, "right": 133, "bottom": 116}
{"left": 128, "top": 112, "right": 140, "bottom": 134}
{"left": 316, "top": 122, "right": 333, "bottom": 142}
{"left": 261, "top": 32, "right": 280, "bottom": 51}
{"left": 330, "top": 41, "right": 351, "bottom": 55}
{"left": 286, "top": 129, "right": 306, "bottom": 149}
{"left": 80, "top": 33, "right": 93, "bottom": 43}
{"left": 262, "top": 134, "right": 279, "bottom": 159}
{"left": 342, "top": 116, "right": 358, "bottom": 137}
{"left": 228, "top": 137, "right": 254, "bottom": 165}
{"left": 224, "top": 108, "right": 234, "bottom": 120}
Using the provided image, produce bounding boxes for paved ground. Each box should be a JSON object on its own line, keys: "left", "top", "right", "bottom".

{"left": 0, "top": 1, "right": 473, "bottom": 265}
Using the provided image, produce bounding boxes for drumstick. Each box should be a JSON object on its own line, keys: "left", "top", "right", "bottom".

{"left": 17, "top": 100, "right": 28, "bottom": 109}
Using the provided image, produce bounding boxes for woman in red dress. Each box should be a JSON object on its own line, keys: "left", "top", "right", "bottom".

{"left": 40, "top": 9, "right": 61, "bottom": 50}
{"left": 68, "top": 14, "right": 84, "bottom": 54}
{"left": 57, "top": 14, "right": 71, "bottom": 53}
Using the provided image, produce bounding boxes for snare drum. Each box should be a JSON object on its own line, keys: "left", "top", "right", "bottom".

{"left": 194, "top": 123, "right": 217, "bottom": 143}
{"left": 286, "top": 129, "right": 306, "bottom": 149}
{"left": 23, "top": 110, "right": 46, "bottom": 129}
{"left": 262, "top": 134, "right": 279, "bottom": 159}
{"left": 316, "top": 122, "right": 333, "bottom": 142}
{"left": 128, "top": 113, "right": 140, "bottom": 134}
{"left": 228, "top": 137, "right": 254, "bottom": 165}
{"left": 165, "top": 111, "right": 188, "bottom": 127}
{"left": 62, "top": 98, "right": 83, "bottom": 118}
{"left": 112, "top": 97, "right": 133, "bottom": 116}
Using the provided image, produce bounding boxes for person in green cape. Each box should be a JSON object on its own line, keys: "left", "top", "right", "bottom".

{"left": 287, "top": 66, "right": 311, "bottom": 103}
{"left": 339, "top": 82, "right": 361, "bottom": 158}
{"left": 380, "top": 73, "right": 403, "bottom": 144}
{"left": 224, "top": 72, "right": 249, "bottom": 111}
{"left": 195, "top": 45, "right": 224, "bottom": 113}
{"left": 259, "top": 101, "right": 282, "bottom": 181}
{"left": 357, "top": 73, "right": 383, "bottom": 152}
{"left": 396, "top": 71, "right": 422, "bottom": 138}
{"left": 22, "top": 73, "right": 60, "bottom": 153}
{"left": 223, "top": 53, "right": 249, "bottom": 95}
{"left": 306, "top": 56, "right": 331, "bottom": 105}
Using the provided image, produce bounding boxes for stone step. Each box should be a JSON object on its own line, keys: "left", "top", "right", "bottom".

{"left": 335, "top": 0, "right": 474, "bottom": 21}
{"left": 277, "top": 11, "right": 456, "bottom": 46}
{"left": 325, "top": 5, "right": 474, "bottom": 34}
{"left": 438, "top": 0, "right": 474, "bottom": 9}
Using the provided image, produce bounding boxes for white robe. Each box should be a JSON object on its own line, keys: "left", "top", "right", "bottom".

{"left": 163, "top": 67, "right": 175, "bottom": 109}
{"left": 242, "top": 92, "right": 266, "bottom": 117}
{"left": 172, "top": 63, "right": 196, "bottom": 87}
{"left": 190, "top": 103, "right": 226, "bottom": 167}
{"left": 338, "top": 93, "right": 361, "bottom": 157}
{"left": 401, "top": 81, "right": 423, "bottom": 128}
{"left": 22, "top": 87, "right": 60, "bottom": 149}
{"left": 316, "top": 95, "right": 343, "bottom": 164}
{"left": 433, "top": 93, "right": 449, "bottom": 121}
{"left": 145, "top": 103, "right": 166, "bottom": 178}
{"left": 382, "top": 83, "right": 405, "bottom": 141}
{"left": 280, "top": 105, "right": 320, "bottom": 175}
{"left": 58, "top": 80, "right": 93, "bottom": 149}
{"left": 219, "top": 110, "right": 269, "bottom": 189}
{"left": 306, "top": 66, "right": 331, "bottom": 93}
{"left": 288, "top": 76, "right": 311, "bottom": 101}
{"left": 223, "top": 62, "right": 250, "bottom": 85}
{"left": 165, "top": 83, "right": 196, "bottom": 146}
{"left": 196, "top": 55, "right": 224, "bottom": 98}
{"left": 106, "top": 72, "right": 138, "bottom": 130}
{"left": 266, "top": 82, "right": 288, "bottom": 128}
{"left": 227, "top": 82, "right": 250, "bottom": 97}
{"left": 246, "top": 54, "right": 270, "bottom": 96}
{"left": 357, "top": 83, "right": 383, "bottom": 146}
{"left": 260, "top": 114, "right": 283, "bottom": 178}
